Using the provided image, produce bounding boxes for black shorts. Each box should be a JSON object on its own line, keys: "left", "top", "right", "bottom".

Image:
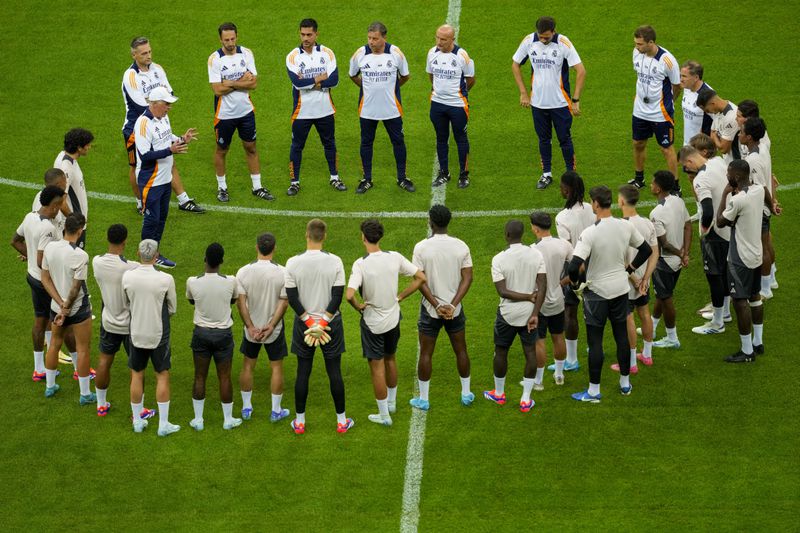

{"left": 628, "top": 292, "right": 650, "bottom": 313}
{"left": 583, "top": 292, "right": 628, "bottom": 327}
{"left": 191, "top": 326, "right": 234, "bottom": 362}
{"left": 291, "top": 315, "right": 345, "bottom": 359}
{"left": 652, "top": 262, "right": 682, "bottom": 299}
{"left": 50, "top": 300, "right": 92, "bottom": 328}
{"left": 128, "top": 341, "right": 171, "bottom": 373}
{"left": 632, "top": 115, "right": 674, "bottom": 147}
{"left": 239, "top": 327, "right": 288, "bottom": 361}
{"left": 537, "top": 311, "right": 565, "bottom": 339}
{"left": 99, "top": 325, "right": 130, "bottom": 356}
{"left": 728, "top": 263, "right": 760, "bottom": 300}
{"left": 27, "top": 274, "right": 51, "bottom": 318}
{"left": 417, "top": 304, "right": 467, "bottom": 338}
{"left": 123, "top": 130, "right": 136, "bottom": 167}
{"left": 494, "top": 310, "right": 537, "bottom": 348}
{"left": 761, "top": 213, "right": 771, "bottom": 234}
{"left": 701, "top": 232, "right": 729, "bottom": 277}
{"left": 215, "top": 111, "right": 257, "bottom": 149}
{"left": 360, "top": 319, "right": 401, "bottom": 360}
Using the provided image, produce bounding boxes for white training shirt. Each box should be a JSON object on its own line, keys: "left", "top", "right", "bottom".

{"left": 133, "top": 108, "right": 180, "bottom": 189}
{"left": 692, "top": 157, "right": 731, "bottom": 241}
{"left": 512, "top": 33, "right": 581, "bottom": 109}
{"left": 573, "top": 217, "right": 645, "bottom": 300}
{"left": 286, "top": 45, "right": 338, "bottom": 120}
{"left": 491, "top": 243, "right": 546, "bottom": 327}
{"left": 534, "top": 236, "right": 573, "bottom": 316}
{"left": 710, "top": 102, "right": 739, "bottom": 163}
{"left": 349, "top": 43, "right": 409, "bottom": 120}
{"left": 54, "top": 151, "right": 88, "bottom": 223}
{"left": 92, "top": 253, "right": 140, "bottom": 335}
{"left": 348, "top": 251, "right": 418, "bottom": 334}
{"left": 650, "top": 195, "right": 690, "bottom": 272}
{"left": 236, "top": 260, "right": 288, "bottom": 344}
{"left": 122, "top": 265, "right": 177, "bottom": 349}
{"left": 32, "top": 191, "right": 65, "bottom": 238}
{"left": 186, "top": 273, "right": 238, "bottom": 329}
{"left": 412, "top": 233, "right": 473, "bottom": 319}
{"left": 121, "top": 62, "right": 172, "bottom": 133}
{"left": 740, "top": 130, "right": 771, "bottom": 158}
{"left": 555, "top": 202, "right": 596, "bottom": 247}
{"left": 42, "top": 240, "right": 89, "bottom": 316}
{"left": 285, "top": 250, "right": 346, "bottom": 318}
{"left": 208, "top": 46, "right": 257, "bottom": 121}
{"left": 723, "top": 186, "right": 765, "bottom": 269}
{"left": 632, "top": 46, "right": 680, "bottom": 123}
{"left": 744, "top": 147, "right": 773, "bottom": 216}
{"left": 626, "top": 215, "right": 658, "bottom": 299}
{"left": 426, "top": 45, "right": 474, "bottom": 108}
{"left": 682, "top": 81, "right": 713, "bottom": 145}
{"left": 16, "top": 213, "right": 58, "bottom": 281}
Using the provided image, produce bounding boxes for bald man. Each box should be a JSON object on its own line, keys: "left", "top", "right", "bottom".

{"left": 427, "top": 25, "right": 475, "bottom": 189}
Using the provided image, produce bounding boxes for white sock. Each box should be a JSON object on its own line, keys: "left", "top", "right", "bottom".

{"left": 588, "top": 382, "right": 601, "bottom": 396}
{"left": 336, "top": 412, "right": 347, "bottom": 425}
{"left": 770, "top": 263, "right": 777, "bottom": 283}
{"left": 712, "top": 306, "right": 724, "bottom": 325}
{"left": 753, "top": 324, "right": 763, "bottom": 346}
{"left": 251, "top": 174, "right": 262, "bottom": 190}
{"left": 723, "top": 297, "right": 731, "bottom": 316}
{"left": 740, "top": 334, "right": 753, "bottom": 354}
{"left": 296, "top": 412, "right": 306, "bottom": 424}
{"left": 620, "top": 374, "right": 631, "bottom": 388}
{"left": 330, "top": 174, "right": 340, "bottom": 182}
{"left": 71, "top": 352, "right": 78, "bottom": 372}
{"left": 176, "top": 192, "right": 189, "bottom": 205}
{"left": 216, "top": 175, "right": 227, "bottom": 189}
{"left": 566, "top": 339, "right": 578, "bottom": 364}
{"left": 521, "top": 378, "right": 534, "bottom": 402}
{"left": 33, "top": 351, "right": 45, "bottom": 373}
{"left": 419, "top": 379, "right": 430, "bottom": 401}
{"left": 376, "top": 398, "right": 389, "bottom": 417}
{"left": 643, "top": 340, "right": 653, "bottom": 358}
{"left": 45, "top": 368, "right": 57, "bottom": 387}
{"left": 666, "top": 327, "right": 678, "bottom": 341}
{"left": 96, "top": 388, "right": 107, "bottom": 407}
{"left": 157, "top": 401, "right": 170, "bottom": 429}
{"left": 761, "top": 276, "right": 771, "bottom": 293}
{"left": 534, "top": 367, "right": 544, "bottom": 384}
{"left": 241, "top": 390, "right": 253, "bottom": 410}
{"left": 136, "top": 198, "right": 143, "bottom": 209}
{"left": 192, "top": 398, "right": 204, "bottom": 421}
{"left": 131, "top": 401, "right": 143, "bottom": 422}
{"left": 652, "top": 316, "right": 661, "bottom": 334}
{"left": 44, "top": 330, "right": 52, "bottom": 346}
{"left": 78, "top": 376, "right": 91, "bottom": 396}
{"left": 221, "top": 402, "right": 233, "bottom": 423}
{"left": 271, "top": 393, "right": 282, "bottom": 413}
{"left": 543, "top": 171, "right": 552, "bottom": 177}
{"left": 460, "top": 376, "right": 471, "bottom": 395}
{"left": 630, "top": 348, "right": 637, "bottom": 368}
{"left": 554, "top": 359, "right": 565, "bottom": 377}
{"left": 493, "top": 375, "right": 506, "bottom": 395}
{"left": 387, "top": 386, "right": 397, "bottom": 403}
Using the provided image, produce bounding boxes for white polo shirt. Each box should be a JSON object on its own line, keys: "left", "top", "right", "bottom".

{"left": 16, "top": 213, "right": 58, "bottom": 281}
{"left": 122, "top": 265, "right": 177, "bottom": 349}
{"left": 186, "top": 273, "right": 238, "bottom": 329}
{"left": 349, "top": 43, "right": 409, "bottom": 120}
{"left": 122, "top": 62, "right": 172, "bottom": 133}
{"left": 92, "top": 253, "right": 140, "bottom": 334}
{"left": 555, "top": 202, "right": 596, "bottom": 247}
{"left": 491, "top": 243, "right": 546, "bottom": 327}
{"left": 626, "top": 215, "right": 658, "bottom": 299}
{"left": 692, "top": 157, "right": 731, "bottom": 241}
{"left": 534, "top": 235, "right": 573, "bottom": 316}
{"left": 650, "top": 195, "right": 690, "bottom": 272}
{"left": 236, "top": 260, "right": 287, "bottom": 344}
{"left": 681, "top": 81, "right": 712, "bottom": 145}
{"left": 426, "top": 45, "right": 474, "bottom": 108}
{"left": 208, "top": 46, "right": 257, "bottom": 121}
{"left": 42, "top": 240, "right": 90, "bottom": 316}
{"left": 133, "top": 108, "right": 180, "bottom": 189}
{"left": 723, "top": 186, "right": 765, "bottom": 269}
{"left": 573, "top": 218, "right": 645, "bottom": 300}
{"left": 285, "top": 250, "right": 345, "bottom": 318}
{"left": 348, "top": 251, "right": 418, "bottom": 334}
{"left": 632, "top": 46, "right": 680, "bottom": 123}
{"left": 512, "top": 33, "right": 581, "bottom": 109}
{"left": 412, "top": 233, "right": 472, "bottom": 319}
{"left": 286, "top": 44, "right": 338, "bottom": 120}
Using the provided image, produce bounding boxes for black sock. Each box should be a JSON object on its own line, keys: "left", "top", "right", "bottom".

{"left": 635, "top": 170, "right": 645, "bottom": 181}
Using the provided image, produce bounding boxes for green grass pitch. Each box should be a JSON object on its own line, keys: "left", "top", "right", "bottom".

{"left": 1, "top": 0, "right": 798, "bottom": 530}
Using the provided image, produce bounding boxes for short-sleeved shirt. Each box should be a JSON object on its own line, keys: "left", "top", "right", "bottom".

{"left": 92, "top": 253, "right": 140, "bottom": 334}
{"left": 42, "top": 239, "right": 89, "bottom": 316}
{"left": 512, "top": 33, "right": 581, "bottom": 109}
{"left": 722, "top": 186, "right": 765, "bottom": 269}
{"left": 32, "top": 192, "right": 65, "bottom": 238}
{"left": 121, "top": 62, "right": 172, "bottom": 134}
{"left": 740, "top": 130, "right": 771, "bottom": 159}
{"left": 491, "top": 243, "right": 547, "bottom": 327}
{"left": 534, "top": 236, "right": 573, "bottom": 316}
{"left": 133, "top": 108, "right": 180, "bottom": 188}
{"left": 426, "top": 45, "right": 474, "bottom": 108}
{"left": 286, "top": 44, "right": 338, "bottom": 120}
{"left": 348, "top": 251, "right": 418, "bottom": 334}
{"left": 555, "top": 202, "right": 596, "bottom": 247}
{"left": 632, "top": 46, "right": 680, "bottom": 122}
{"left": 650, "top": 195, "right": 690, "bottom": 271}
{"left": 626, "top": 215, "right": 658, "bottom": 299}
{"left": 744, "top": 148, "right": 773, "bottom": 216}
{"left": 285, "top": 250, "right": 346, "bottom": 318}
{"left": 681, "top": 82, "right": 713, "bottom": 145}
{"left": 208, "top": 46, "right": 257, "bottom": 121}
{"left": 573, "top": 217, "right": 645, "bottom": 300}
{"left": 349, "top": 43, "right": 409, "bottom": 120}
{"left": 412, "top": 233, "right": 472, "bottom": 319}
{"left": 54, "top": 151, "right": 87, "bottom": 222}
{"left": 692, "top": 157, "right": 731, "bottom": 241}
{"left": 123, "top": 265, "right": 177, "bottom": 349}
{"left": 710, "top": 102, "right": 739, "bottom": 163}
{"left": 236, "top": 260, "right": 288, "bottom": 344}
{"left": 16, "top": 213, "right": 58, "bottom": 281}
{"left": 186, "top": 273, "right": 238, "bottom": 329}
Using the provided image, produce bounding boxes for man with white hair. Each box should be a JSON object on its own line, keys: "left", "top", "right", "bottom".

{"left": 122, "top": 239, "right": 179, "bottom": 436}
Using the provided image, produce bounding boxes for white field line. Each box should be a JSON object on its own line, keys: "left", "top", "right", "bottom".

{"left": 3, "top": 176, "right": 797, "bottom": 220}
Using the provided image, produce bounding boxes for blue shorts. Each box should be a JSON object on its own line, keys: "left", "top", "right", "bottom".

{"left": 632, "top": 116, "right": 674, "bottom": 147}
{"left": 215, "top": 111, "right": 257, "bottom": 148}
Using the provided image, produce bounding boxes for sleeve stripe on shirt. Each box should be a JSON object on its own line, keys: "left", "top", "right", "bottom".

{"left": 139, "top": 118, "right": 148, "bottom": 136}
{"left": 128, "top": 71, "right": 137, "bottom": 89}
{"left": 663, "top": 56, "right": 674, "bottom": 70}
